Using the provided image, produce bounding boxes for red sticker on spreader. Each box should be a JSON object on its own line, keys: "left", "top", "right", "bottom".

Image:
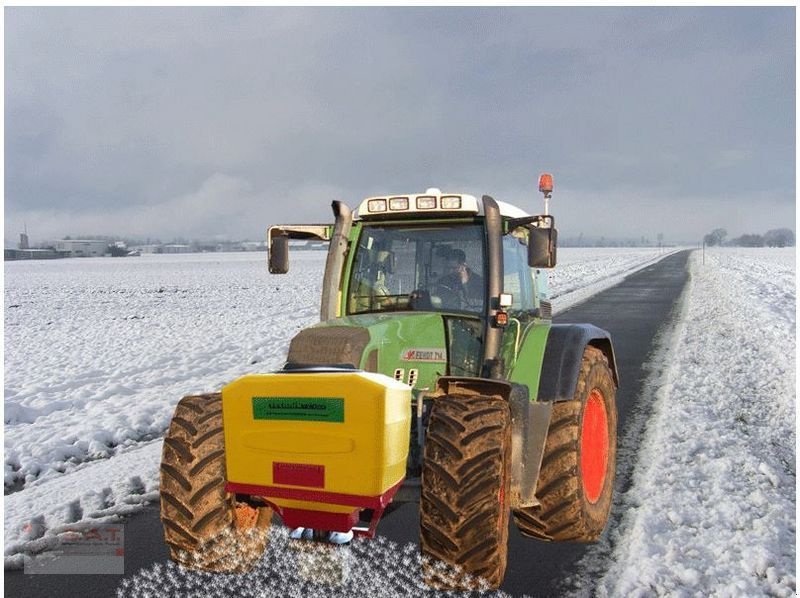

{"left": 273, "top": 462, "right": 325, "bottom": 488}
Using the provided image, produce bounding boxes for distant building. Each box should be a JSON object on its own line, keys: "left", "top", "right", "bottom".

{"left": 135, "top": 245, "right": 163, "bottom": 254}
{"left": 291, "top": 240, "right": 328, "bottom": 251}
{"left": 55, "top": 239, "right": 109, "bottom": 257}
{"left": 162, "top": 244, "right": 192, "bottom": 254}
{"left": 5, "top": 248, "right": 69, "bottom": 260}
{"left": 214, "top": 241, "right": 239, "bottom": 252}
{"left": 241, "top": 241, "right": 267, "bottom": 251}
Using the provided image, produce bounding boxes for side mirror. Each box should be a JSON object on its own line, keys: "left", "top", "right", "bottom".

{"left": 528, "top": 226, "right": 557, "bottom": 268}
{"left": 269, "top": 234, "right": 289, "bottom": 274}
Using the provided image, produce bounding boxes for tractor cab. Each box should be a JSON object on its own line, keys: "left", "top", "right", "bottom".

{"left": 267, "top": 185, "right": 557, "bottom": 387}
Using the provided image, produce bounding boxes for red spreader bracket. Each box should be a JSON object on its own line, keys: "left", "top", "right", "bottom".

{"left": 278, "top": 507, "right": 359, "bottom": 533}
{"left": 225, "top": 478, "right": 404, "bottom": 539}
{"left": 351, "top": 505, "right": 386, "bottom": 538}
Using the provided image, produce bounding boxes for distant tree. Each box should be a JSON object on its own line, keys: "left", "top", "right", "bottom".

{"left": 764, "top": 228, "right": 795, "bottom": 248}
{"left": 731, "top": 234, "right": 764, "bottom": 247}
{"left": 703, "top": 228, "right": 727, "bottom": 247}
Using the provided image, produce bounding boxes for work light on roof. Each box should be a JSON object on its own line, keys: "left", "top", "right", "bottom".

{"left": 440, "top": 195, "right": 462, "bottom": 210}
{"left": 416, "top": 196, "right": 437, "bottom": 210}
{"left": 389, "top": 197, "right": 409, "bottom": 211}
{"left": 368, "top": 199, "right": 387, "bottom": 213}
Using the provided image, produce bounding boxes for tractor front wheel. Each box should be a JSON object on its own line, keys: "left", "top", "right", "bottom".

{"left": 160, "top": 393, "right": 271, "bottom": 572}
{"left": 514, "top": 345, "right": 617, "bottom": 542}
{"left": 420, "top": 394, "right": 511, "bottom": 590}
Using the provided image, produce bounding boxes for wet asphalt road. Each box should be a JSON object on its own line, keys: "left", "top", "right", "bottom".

{"left": 5, "top": 250, "right": 691, "bottom": 598}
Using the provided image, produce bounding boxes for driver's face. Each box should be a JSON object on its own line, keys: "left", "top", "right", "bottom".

{"left": 446, "top": 260, "right": 467, "bottom": 276}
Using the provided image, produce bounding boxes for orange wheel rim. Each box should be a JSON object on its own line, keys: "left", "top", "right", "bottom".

{"left": 580, "top": 389, "right": 609, "bottom": 504}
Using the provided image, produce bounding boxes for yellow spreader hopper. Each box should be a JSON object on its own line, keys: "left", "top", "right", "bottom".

{"left": 222, "top": 370, "right": 411, "bottom": 536}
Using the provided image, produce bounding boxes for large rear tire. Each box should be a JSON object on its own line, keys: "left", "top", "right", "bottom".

{"left": 160, "top": 393, "right": 271, "bottom": 572}
{"left": 514, "top": 345, "right": 617, "bottom": 541}
{"left": 420, "top": 394, "right": 511, "bottom": 590}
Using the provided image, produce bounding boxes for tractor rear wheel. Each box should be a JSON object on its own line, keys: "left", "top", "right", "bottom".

{"left": 514, "top": 345, "right": 617, "bottom": 542}
{"left": 160, "top": 393, "right": 271, "bottom": 572}
{"left": 420, "top": 394, "right": 511, "bottom": 590}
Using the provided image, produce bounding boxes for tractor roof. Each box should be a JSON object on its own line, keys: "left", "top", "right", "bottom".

{"left": 354, "top": 189, "right": 530, "bottom": 221}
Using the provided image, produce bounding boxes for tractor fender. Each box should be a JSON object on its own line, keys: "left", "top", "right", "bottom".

{"left": 537, "top": 324, "right": 619, "bottom": 403}
{"left": 507, "top": 325, "right": 618, "bottom": 508}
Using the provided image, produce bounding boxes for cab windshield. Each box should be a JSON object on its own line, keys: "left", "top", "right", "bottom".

{"left": 347, "top": 224, "right": 485, "bottom": 315}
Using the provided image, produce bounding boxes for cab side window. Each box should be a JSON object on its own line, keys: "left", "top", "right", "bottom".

{"left": 502, "top": 234, "right": 535, "bottom": 313}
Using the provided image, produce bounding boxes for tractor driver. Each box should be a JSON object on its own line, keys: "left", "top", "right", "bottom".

{"left": 436, "top": 249, "right": 484, "bottom": 310}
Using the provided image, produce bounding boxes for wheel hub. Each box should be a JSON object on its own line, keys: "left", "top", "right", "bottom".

{"left": 580, "top": 389, "right": 609, "bottom": 504}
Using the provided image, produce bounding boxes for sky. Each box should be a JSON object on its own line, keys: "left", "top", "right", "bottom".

{"left": 5, "top": 7, "right": 796, "bottom": 245}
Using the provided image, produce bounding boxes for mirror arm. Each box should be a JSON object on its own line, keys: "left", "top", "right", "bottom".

{"left": 507, "top": 214, "right": 555, "bottom": 232}
{"left": 268, "top": 225, "right": 332, "bottom": 243}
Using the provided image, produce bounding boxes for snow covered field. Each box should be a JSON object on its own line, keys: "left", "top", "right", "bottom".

{"left": 7, "top": 246, "right": 795, "bottom": 597}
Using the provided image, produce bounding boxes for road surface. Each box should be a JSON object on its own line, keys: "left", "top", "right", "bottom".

{"left": 5, "top": 250, "right": 691, "bottom": 598}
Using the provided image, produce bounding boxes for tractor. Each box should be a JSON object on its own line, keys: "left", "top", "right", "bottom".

{"left": 159, "top": 174, "right": 618, "bottom": 590}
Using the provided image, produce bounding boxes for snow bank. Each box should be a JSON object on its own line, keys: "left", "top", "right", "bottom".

{"left": 584, "top": 248, "right": 796, "bottom": 597}
{"left": 4, "top": 248, "right": 669, "bottom": 564}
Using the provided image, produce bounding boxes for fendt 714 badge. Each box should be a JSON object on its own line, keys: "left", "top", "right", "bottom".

{"left": 159, "top": 173, "right": 619, "bottom": 590}
{"left": 401, "top": 348, "right": 446, "bottom": 362}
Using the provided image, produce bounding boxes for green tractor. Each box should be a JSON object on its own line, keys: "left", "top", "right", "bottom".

{"left": 159, "top": 174, "right": 618, "bottom": 589}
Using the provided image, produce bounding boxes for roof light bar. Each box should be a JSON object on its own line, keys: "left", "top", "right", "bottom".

{"left": 357, "top": 192, "right": 478, "bottom": 219}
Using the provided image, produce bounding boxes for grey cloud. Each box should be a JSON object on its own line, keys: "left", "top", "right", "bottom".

{"left": 5, "top": 7, "right": 795, "bottom": 244}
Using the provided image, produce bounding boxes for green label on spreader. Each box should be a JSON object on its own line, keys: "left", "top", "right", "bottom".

{"left": 252, "top": 397, "right": 344, "bottom": 423}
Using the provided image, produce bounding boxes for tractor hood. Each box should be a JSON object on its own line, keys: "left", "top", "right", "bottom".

{"left": 285, "top": 312, "right": 472, "bottom": 392}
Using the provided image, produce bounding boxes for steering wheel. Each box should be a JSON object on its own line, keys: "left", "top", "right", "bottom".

{"left": 434, "top": 280, "right": 465, "bottom": 310}
{"left": 408, "top": 289, "right": 433, "bottom": 310}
